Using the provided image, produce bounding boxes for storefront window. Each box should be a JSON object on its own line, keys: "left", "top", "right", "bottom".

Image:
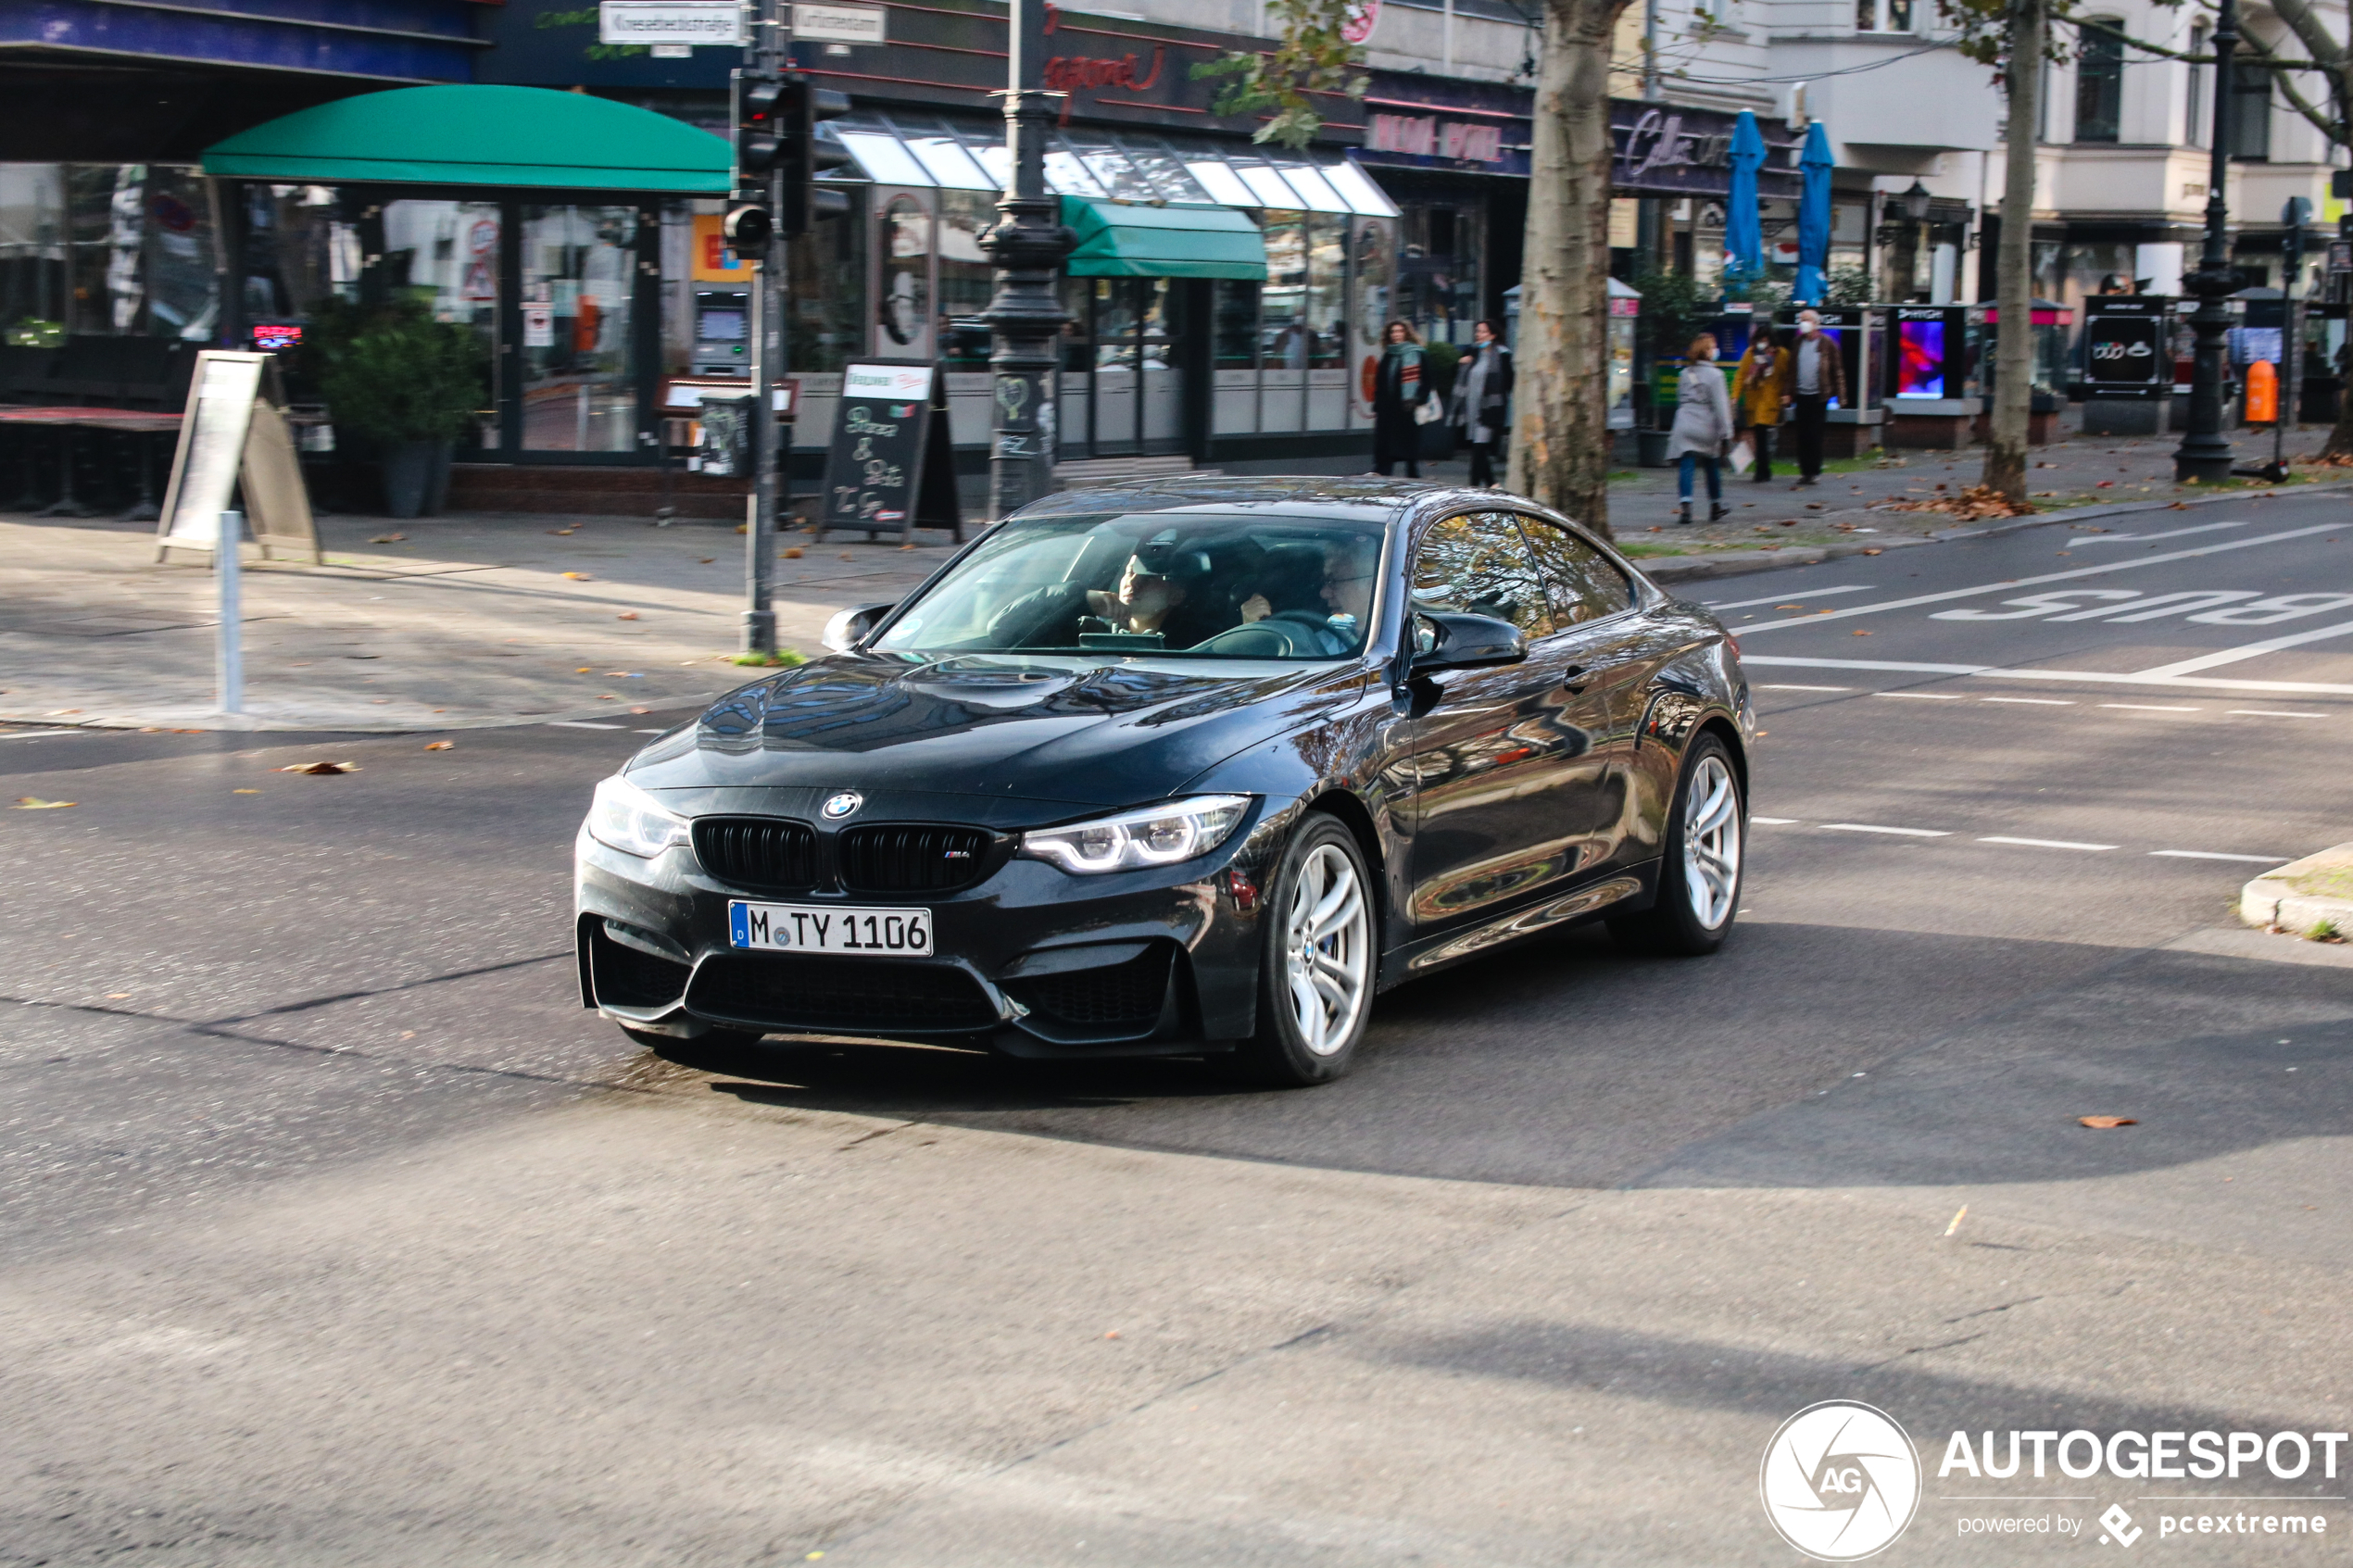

{"left": 1262, "top": 210, "right": 1308, "bottom": 367}
{"left": 245, "top": 182, "right": 359, "bottom": 332}
{"left": 877, "top": 194, "right": 932, "bottom": 359}
{"left": 1351, "top": 218, "right": 1391, "bottom": 416}
{"left": 788, "top": 191, "right": 866, "bottom": 374}
{"left": 1398, "top": 199, "right": 1482, "bottom": 345}
{"left": 0, "top": 163, "right": 221, "bottom": 345}
{"left": 1305, "top": 213, "right": 1346, "bottom": 369}
{"left": 380, "top": 198, "right": 501, "bottom": 444}
{"left": 1213, "top": 280, "right": 1259, "bottom": 370}
{"left": 518, "top": 204, "right": 639, "bottom": 452}
{"left": 937, "top": 189, "right": 994, "bottom": 369}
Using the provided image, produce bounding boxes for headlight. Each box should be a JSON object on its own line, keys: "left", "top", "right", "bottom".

{"left": 1018, "top": 796, "right": 1251, "bottom": 875}
{"left": 585, "top": 774, "right": 688, "bottom": 858}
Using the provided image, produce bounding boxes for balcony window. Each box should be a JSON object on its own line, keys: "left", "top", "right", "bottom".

{"left": 2074, "top": 24, "right": 2123, "bottom": 143}
{"left": 1855, "top": 0, "right": 1911, "bottom": 30}
{"left": 2230, "top": 59, "right": 2272, "bottom": 160}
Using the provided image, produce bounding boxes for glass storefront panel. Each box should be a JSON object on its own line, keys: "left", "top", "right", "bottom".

{"left": 788, "top": 188, "right": 867, "bottom": 374}
{"left": 876, "top": 193, "right": 933, "bottom": 359}
{"left": 518, "top": 204, "right": 638, "bottom": 452}
{"left": 1305, "top": 213, "right": 1346, "bottom": 370}
{"left": 1261, "top": 210, "right": 1307, "bottom": 432}
{"left": 0, "top": 163, "right": 221, "bottom": 345}
{"left": 382, "top": 198, "right": 503, "bottom": 446}
{"left": 937, "top": 189, "right": 993, "bottom": 370}
{"left": 1351, "top": 217, "right": 1392, "bottom": 422}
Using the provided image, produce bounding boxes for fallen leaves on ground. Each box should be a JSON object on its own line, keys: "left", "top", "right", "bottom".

{"left": 1860, "top": 546, "right": 1883, "bottom": 555}
{"left": 575, "top": 667, "right": 593, "bottom": 673}
{"left": 13, "top": 797, "right": 75, "bottom": 809}
{"left": 2095, "top": 481, "right": 2114, "bottom": 488}
{"left": 698, "top": 557, "right": 715, "bottom": 564}
{"left": 1878, "top": 483, "right": 2036, "bottom": 521}
{"left": 424, "top": 741, "right": 454, "bottom": 751}
{"left": 1852, "top": 629, "right": 1872, "bottom": 636}
{"left": 629, "top": 707, "right": 652, "bottom": 715}
{"left": 2078, "top": 1115, "right": 2137, "bottom": 1129}
{"left": 2168, "top": 501, "right": 2189, "bottom": 508}
{"left": 233, "top": 788, "right": 259, "bottom": 794}
{"left": 276, "top": 760, "right": 358, "bottom": 775}
{"left": 562, "top": 571, "right": 591, "bottom": 581}
{"left": 547, "top": 528, "right": 576, "bottom": 535}
{"left": 781, "top": 547, "right": 804, "bottom": 558}
{"left": 368, "top": 533, "right": 407, "bottom": 544}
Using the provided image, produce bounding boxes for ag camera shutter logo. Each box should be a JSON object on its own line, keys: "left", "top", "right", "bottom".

{"left": 1760, "top": 1401, "right": 1922, "bottom": 1561}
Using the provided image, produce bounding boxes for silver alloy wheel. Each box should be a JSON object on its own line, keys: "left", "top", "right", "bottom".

{"left": 1285, "top": 842, "right": 1370, "bottom": 1057}
{"left": 1682, "top": 754, "right": 1743, "bottom": 930}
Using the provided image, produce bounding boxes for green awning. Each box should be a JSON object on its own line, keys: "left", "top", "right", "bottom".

{"left": 1061, "top": 196, "right": 1266, "bottom": 281}
{"left": 203, "top": 85, "right": 733, "bottom": 194}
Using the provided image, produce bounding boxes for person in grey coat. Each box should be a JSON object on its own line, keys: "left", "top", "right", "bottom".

{"left": 1666, "top": 332, "right": 1733, "bottom": 525}
{"left": 1449, "top": 319, "right": 1514, "bottom": 487}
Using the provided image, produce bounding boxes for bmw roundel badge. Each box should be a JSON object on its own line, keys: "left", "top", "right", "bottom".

{"left": 822, "top": 791, "right": 862, "bottom": 820}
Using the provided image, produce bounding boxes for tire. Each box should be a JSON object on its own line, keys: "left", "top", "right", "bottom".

{"left": 1608, "top": 733, "right": 1744, "bottom": 957}
{"left": 1218, "top": 814, "right": 1378, "bottom": 1087}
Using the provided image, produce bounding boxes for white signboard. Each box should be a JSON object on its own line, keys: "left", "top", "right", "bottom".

{"left": 841, "top": 362, "right": 936, "bottom": 401}
{"left": 156, "top": 351, "right": 319, "bottom": 565}
{"left": 523, "top": 307, "right": 555, "bottom": 348}
{"left": 598, "top": 1, "right": 745, "bottom": 47}
{"left": 792, "top": 3, "right": 886, "bottom": 44}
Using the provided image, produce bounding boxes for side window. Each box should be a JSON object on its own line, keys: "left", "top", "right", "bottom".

{"left": 1411, "top": 511, "right": 1554, "bottom": 638}
{"left": 1516, "top": 516, "right": 1634, "bottom": 629}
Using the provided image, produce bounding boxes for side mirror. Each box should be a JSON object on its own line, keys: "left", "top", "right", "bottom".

{"left": 1409, "top": 612, "right": 1527, "bottom": 673}
{"left": 821, "top": 601, "right": 896, "bottom": 652}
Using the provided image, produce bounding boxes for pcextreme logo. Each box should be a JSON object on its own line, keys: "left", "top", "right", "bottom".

{"left": 1760, "top": 1401, "right": 1924, "bottom": 1561}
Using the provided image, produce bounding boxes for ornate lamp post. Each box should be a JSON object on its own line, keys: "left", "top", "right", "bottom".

{"left": 980, "top": 0, "right": 1074, "bottom": 521}
{"left": 2173, "top": 0, "right": 2239, "bottom": 483}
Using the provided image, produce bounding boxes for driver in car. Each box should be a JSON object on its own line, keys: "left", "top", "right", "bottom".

{"left": 1233, "top": 540, "right": 1379, "bottom": 650}
{"left": 1086, "top": 551, "right": 1189, "bottom": 637}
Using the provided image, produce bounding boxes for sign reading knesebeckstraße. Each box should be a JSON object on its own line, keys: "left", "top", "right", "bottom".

{"left": 598, "top": 2, "right": 745, "bottom": 47}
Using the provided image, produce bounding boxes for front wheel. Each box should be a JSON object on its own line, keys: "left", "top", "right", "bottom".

{"left": 1608, "top": 734, "right": 1743, "bottom": 956}
{"left": 1219, "top": 814, "right": 1377, "bottom": 1087}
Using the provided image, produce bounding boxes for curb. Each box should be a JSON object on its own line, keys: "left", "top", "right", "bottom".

{"left": 1639, "top": 471, "right": 2353, "bottom": 586}
{"left": 2240, "top": 842, "right": 2353, "bottom": 941}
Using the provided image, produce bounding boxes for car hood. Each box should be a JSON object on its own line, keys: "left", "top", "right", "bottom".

{"left": 625, "top": 652, "right": 1361, "bottom": 809}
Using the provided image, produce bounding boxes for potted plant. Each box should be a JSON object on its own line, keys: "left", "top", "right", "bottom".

{"left": 311, "top": 300, "right": 486, "bottom": 519}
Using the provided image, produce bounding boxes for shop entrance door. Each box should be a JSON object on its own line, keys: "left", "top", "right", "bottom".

{"left": 1070, "top": 277, "right": 1181, "bottom": 460}
{"left": 518, "top": 205, "right": 643, "bottom": 452}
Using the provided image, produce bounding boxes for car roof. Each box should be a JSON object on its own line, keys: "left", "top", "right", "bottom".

{"left": 1011, "top": 475, "right": 1516, "bottom": 531}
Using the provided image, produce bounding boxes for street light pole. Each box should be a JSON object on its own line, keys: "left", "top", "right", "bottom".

{"left": 2173, "top": 0, "right": 2239, "bottom": 483}
{"left": 981, "top": 0, "right": 1072, "bottom": 521}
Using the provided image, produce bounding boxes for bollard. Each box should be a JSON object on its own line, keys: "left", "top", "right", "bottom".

{"left": 218, "top": 509, "right": 244, "bottom": 715}
{"left": 2245, "top": 358, "right": 2278, "bottom": 425}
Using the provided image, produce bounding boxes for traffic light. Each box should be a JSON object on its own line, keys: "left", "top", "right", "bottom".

{"left": 732, "top": 69, "right": 785, "bottom": 191}
{"left": 779, "top": 76, "right": 854, "bottom": 238}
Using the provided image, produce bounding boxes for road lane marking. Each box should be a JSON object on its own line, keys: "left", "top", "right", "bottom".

{"left": 2151, "top": 850, "right": 2293, "bottom": 863}
{"left": 1980, "top": 696, "right": 2074, "bottom": 705}
{"left": 1751, "top": 816, "right": 1801, "bottom": 823}
{"left": 1872, "top": 691, "right": 1964, "bottom": 699}
{"left": 1736, "top": 521, "right": 2342, "bottom": 633}
{"left": 1707, "top": 586, "right": 1873, "bottom": 610}
{"left": 2134, "top": 616, "right": 2353, "bottom": 678}
{"left": 1739, "top": 655, "right": 2353, "bottom": 696}
{"left": 2101, "top": 703, "right": 2202, "bottom": 712}
{"left": 547, "top": 721, "right": 624, "bottom": 730}
{"left": 1, "top": 729, "right": 82, "bottom": 740}
{"left": 2071, "top": 521, "right": 2249, "bottom": 545}
{"left": 2227, "top": 708, "right": 2327, "bottom": 718}
{"left": 1755, "top": 683, "right": 1851, "bottom": 691}
{"left": 1980, "top": 835, "right": 2117, "bottom": 851}
{"left": 1820, "top": 823, "right": 1953, "bottom": 836}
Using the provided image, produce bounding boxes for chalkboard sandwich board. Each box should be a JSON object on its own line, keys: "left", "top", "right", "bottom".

{"left": 815, "top": 361, "right": 963, "bottom": 546}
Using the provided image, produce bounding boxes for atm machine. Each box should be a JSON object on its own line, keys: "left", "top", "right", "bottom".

{"left": 691, "top": 287, "right": 752, "bottom": 377}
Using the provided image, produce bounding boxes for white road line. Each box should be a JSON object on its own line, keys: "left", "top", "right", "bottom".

{"left": 2134, "top": 616, "right": 2353, "bottom": 678}
{"left": 635, "top": 727, "right": 667, "bottom": 733}
{"left": 1707, "top": 585, "right": 1873, "bottom": 610}
{"left": 1739, "top": 655, "right": 2353, "bottom": 696}
{"left": 1873, "top": 691, "right": 1964, "bottom": 699}
{"left": 2101, "top": 703, "right": 2201, "bottom": 712}
{"left": 1, "top": 729, "right": 82, "bottom": 739}
{"left": 1736, "top": 521, "right": 2341, "bottom": 634}
{"left": 2227, "top": 708, "right": 2328, "bottom": 719}
{"left": 1820, "top": 823, "right": 1953, "bottom": 837}
{"left": 547, "top": 721, "right": 624, "bottom": 730}
{"left": 2150, "top": 849, "right": 2293, "bottom": 863}
{"left": 2070, "top": 521, "right": 2249, "bottom": 545}
{"left": 1755, "top": 683, "right": 1850, "bottom": 691}
{"left": 1751, "top": 816, "right": 1801, "bottom": 824}
{"left": 1980, "top": 835, "right": 2117, "bottom": 851}
{"left": 1981, "top": 696, "right": 2073, "bottom": 705}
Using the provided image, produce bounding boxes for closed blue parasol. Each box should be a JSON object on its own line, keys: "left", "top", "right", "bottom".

{"left": 1794, "top": 120, "right": 1833, "bottom": 304}
{"left": 1725, "top": 111, "right": 1766, "bottom": 285}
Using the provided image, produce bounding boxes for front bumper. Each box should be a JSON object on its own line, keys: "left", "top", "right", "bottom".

{"left": 574, "top": 816, "right": 1268, "bottom": 1058}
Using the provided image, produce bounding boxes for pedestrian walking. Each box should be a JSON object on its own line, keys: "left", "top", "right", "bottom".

{"left": 1450, "top": 319, "right": 1514, "bottom": 488}
{"left": 1667, "top": 333, "right": 1733, "bottom": 525}
{"left": 1372, "top": 320, "right": 1428, "bottom": 478}
{"left": 1788, "top": 308, "right": 1846, "bottom": 488}
{"left": 1731, "top": 328, "right": 1792, "bottom": 483}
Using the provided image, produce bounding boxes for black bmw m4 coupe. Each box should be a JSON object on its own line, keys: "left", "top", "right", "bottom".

{"left": 575, "top": 477, "right": 1755, "bottom": 1086}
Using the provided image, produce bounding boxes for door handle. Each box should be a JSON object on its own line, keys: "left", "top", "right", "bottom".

{"left": 1560, "top": 663, "right": 1592, "bottom": 695}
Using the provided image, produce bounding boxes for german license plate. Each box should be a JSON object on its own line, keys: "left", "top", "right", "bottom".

{"left": 727, "top": 900, "right": 933, "bottom": 957}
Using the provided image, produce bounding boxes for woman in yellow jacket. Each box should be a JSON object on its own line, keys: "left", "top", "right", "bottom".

{"left": 1731, "top": 332, "right": 1792, "bottom": 483}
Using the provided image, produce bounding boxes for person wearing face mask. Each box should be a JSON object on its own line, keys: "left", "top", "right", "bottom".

{"left": 1731, "top": 327, "right": 1792, "bottom": 483}
{"left": 1449, "top": 319, "right": 1514, "bottom": 488}
{"left": 1789, "top": 308, "right": 1846, "bottom": 488}
{"left": 1665, "top": 332, "right": 1733, "bottom": 525}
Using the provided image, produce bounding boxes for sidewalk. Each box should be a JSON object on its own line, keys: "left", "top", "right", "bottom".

{"left": 0, "top": 510, "right": 952, "bottom": 732}
{"left": 2, "top": 419, "right": 2338, "bottom": 733}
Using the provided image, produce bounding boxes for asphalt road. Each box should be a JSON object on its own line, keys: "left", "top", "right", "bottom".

{"left": 4, "top": 495, "right": 2350, "bottom": 1565}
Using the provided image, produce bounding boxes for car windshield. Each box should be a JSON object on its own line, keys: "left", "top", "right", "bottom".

{"left": 873, "top": 511, "right": 1386, "bottom": 660}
